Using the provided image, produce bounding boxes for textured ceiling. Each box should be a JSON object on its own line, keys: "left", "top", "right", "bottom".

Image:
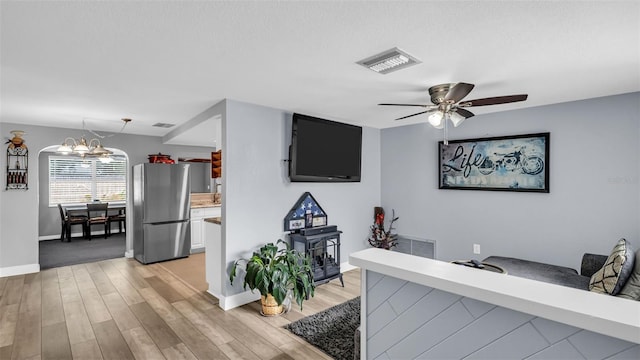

{"left": 1, "top": 1, "right": 639, "bottom": 142}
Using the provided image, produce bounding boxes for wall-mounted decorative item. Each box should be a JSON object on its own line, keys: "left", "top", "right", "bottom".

{"left": 439, "top": 132, "right": 549, "bottom": 192}
{"left": 283, "top": 192, "right": 328, "bottom": 232}
{"left": 6, "top": 130, "right": 29, "bottom": 190}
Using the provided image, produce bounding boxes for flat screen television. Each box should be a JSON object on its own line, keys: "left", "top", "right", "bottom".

{"left": 289, "top": 113, "right": 362, "bottom": 182}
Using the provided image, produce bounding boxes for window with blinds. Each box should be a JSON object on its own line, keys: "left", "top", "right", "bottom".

{"left": 49, "top": 156, "right": 126, "bottom": 206}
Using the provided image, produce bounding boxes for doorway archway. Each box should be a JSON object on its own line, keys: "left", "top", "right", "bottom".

{"left": 36, "top": 145, "right": 132, "bottom": 269}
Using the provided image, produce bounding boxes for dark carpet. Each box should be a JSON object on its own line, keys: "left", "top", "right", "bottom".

{"left": 39, "top": 233, "right": 126, "bottom": 270}
{"left": 285, "top": 296, "right": 360, "bottom": 360}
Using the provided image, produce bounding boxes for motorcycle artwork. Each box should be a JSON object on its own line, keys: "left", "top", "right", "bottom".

{"left": 477, "top": 147, "right": 544, "bottom": 176}
{"left": 439, "top": 133, "right": 549, "bottom": 192}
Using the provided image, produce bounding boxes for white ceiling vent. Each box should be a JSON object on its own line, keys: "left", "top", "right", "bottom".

{"left": 357, "top": 47, "right": 421, "bottom": 74}
{"left": 152, "top": 122, "right": 175, "bottom": 128}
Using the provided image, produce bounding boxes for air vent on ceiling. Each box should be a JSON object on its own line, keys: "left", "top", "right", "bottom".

{"left": 357, "top": 47, "right": 421, "bottom": 74}
{"left": 152, "top": 123, "right": 175, "bottom": 128}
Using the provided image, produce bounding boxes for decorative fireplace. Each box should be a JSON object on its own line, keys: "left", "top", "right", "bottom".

{"left": 290, "top": 226, "right": 343, "bottom": 286}
{"left": 284, "top": 192, "right": 343, "bottom": 286}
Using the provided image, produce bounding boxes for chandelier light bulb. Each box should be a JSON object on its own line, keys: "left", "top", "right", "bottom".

{"left": 99, "top": 154, "right": 113, "bottom": 163}
{"left": 57, "top": 137, "right": 76, "bottom": 154}
{"left": 57, "top": 143, "right": 72, "bottom": 154}
{"left": 74, "top": 137, "right": 89, "bottom": 154}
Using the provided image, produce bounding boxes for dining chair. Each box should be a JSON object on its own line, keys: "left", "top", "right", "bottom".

{"left": 57, "top": 204, "right": 88, "bottom": 242}
{"left": 86, "top": 203, "right": 109, "bottom": 240}
{"left": 107, "top": 207, "right": 126, "bottom": 236}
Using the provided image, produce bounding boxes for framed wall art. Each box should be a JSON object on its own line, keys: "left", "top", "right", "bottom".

{"left": 439, "top": 132, "right": 549, "bottom": 192}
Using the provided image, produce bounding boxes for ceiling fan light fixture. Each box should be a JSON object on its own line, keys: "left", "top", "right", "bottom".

{"left": 428, "top": 111, "right": 444, "bottom": 128}
{"left": 449, "top": 111, "right": 466, "bottom": 127}
{"left": 357, "top": 47, "right": 421, "bottom": 74}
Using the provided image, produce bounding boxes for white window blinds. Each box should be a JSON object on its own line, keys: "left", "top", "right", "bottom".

{"left": 49, "top": 156, "right": 126, "bottom": 206}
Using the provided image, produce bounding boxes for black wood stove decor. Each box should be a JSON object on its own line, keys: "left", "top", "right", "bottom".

{"left": 285, "top": 192, "right": 343, "bottom": 286}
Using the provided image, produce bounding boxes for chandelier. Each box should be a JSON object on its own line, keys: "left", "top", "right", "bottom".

{"left": 57, "top": 118, "right": 131, "bottom": 163}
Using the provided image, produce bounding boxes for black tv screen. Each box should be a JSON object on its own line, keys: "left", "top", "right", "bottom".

{"left": 289, "top": 113, "right": 362, "bottom": 182}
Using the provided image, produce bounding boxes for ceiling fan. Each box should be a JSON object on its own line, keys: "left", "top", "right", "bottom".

{"left": 379, "top": 83, "right": 528, "bottom": 129}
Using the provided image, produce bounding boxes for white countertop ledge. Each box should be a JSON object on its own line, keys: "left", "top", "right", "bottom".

{"left": 349, "top": 248, "right": 640, "bottom": 344}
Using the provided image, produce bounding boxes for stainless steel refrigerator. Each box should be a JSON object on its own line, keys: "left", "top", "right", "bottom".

{"left": 133, "top": 163, "right": 191, "bottom": 264}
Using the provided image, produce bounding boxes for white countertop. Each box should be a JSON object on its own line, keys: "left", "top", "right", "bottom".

{"left": 191, "top": 203, "right": 221, "bottom": 209}
{"left": 350, "top": 248, "right": 640, "bottom": 344}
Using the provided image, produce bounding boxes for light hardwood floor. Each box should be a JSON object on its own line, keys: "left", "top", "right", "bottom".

{"left": 0, "top": 256, "right": 360, "bottom": 360}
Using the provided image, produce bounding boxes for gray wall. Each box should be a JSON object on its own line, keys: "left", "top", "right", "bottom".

{"left": 0, "top": 122, "right": 215, "bottom": 270}
{"left": 381, "top": 93, "right": 640, "bottom": 268}
{"left": 223, "top": 99, "right": 381, "bottom": 298}
{"left": 365, "top": 270, "right": 640, "bottom": 359}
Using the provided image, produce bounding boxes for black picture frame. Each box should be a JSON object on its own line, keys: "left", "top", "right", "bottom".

{"left": 439, "top": 132, "right": 550, "bottom": 192}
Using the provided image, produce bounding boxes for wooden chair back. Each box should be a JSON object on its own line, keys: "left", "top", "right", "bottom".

{"left": 87, "top": 203, "right": 109, "bottom": 223}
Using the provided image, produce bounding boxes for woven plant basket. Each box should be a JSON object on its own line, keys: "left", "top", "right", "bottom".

{"left": 261, "top": 294, "right": 283, "bottom": 316}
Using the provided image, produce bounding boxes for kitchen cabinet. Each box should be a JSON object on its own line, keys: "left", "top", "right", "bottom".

{"left": 211, "top": 151, "right": 221, "bottom": 178}
{"left": 190, "top": 206, "right": 221, "bottom": 252}
{"left": 189, "top": 162, "right": 211, "bottom": 193}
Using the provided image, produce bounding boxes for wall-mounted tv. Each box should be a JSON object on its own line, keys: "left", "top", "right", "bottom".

{"left": 289, "top": 113, "right": 362, "bottom": 182}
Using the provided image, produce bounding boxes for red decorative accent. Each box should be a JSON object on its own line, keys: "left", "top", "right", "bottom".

{"left": 148, "top": 153, "right": 175, "bottom": 164}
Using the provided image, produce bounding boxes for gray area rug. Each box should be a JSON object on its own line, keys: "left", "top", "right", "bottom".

{"left": 285, "top": 296, "right": 360, "bottom": 360}
{"left": 39, "top": 232, "right": 125, "bottom": 269}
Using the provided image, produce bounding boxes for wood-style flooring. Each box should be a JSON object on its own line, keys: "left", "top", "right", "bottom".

{"left": 0, "top": 256, "right": 360, "bottom": 359}
{"left": 156, "top": 253, "right": 209, "bottom": 293}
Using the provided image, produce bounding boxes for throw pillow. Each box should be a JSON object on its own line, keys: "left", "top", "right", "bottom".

{"left": 617, "top": 249, "right": 640, "bottom": 300}
{"left": 589, "top": 238, "right": 635, "bottom": 295}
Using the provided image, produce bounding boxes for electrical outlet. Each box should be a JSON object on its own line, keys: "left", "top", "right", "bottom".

{"left": 473, "top": 244, "right": 481, "bottom": 254}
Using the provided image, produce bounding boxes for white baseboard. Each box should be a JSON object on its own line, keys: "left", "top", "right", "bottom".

{"left": 0, "top": 263, "right": 40, "bottom": 277}
{"left": 209, "top": 264, "right": 359, "bottom": 311}
{"left": 341, "top": 261, "right": 359, "bottom": 273}
{"left": 39, "top": 230, "right": 124, "bottom": 241}
{"left": 124, "top": 250, "right": 134, "bottom": 258}
{"left": 215, "top": 290, "right": 261, "bottom": 311}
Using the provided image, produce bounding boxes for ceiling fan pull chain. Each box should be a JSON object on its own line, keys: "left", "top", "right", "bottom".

{"left": 443, "top": 114, "right": 449, "bottom": 145}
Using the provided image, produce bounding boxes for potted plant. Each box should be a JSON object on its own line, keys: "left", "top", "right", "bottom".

{"left": 230, "top": 239, "right": 315, "bottom": 315}
{"left": 368, "top": 208, "right": 399, "bottom": 250}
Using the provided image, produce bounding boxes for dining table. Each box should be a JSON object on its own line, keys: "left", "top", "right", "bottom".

{"left": 64, "top": 203, "right": 126, "bottom": 217}
{"left": 62, "top": 202, "right": 127, "bottom": 239}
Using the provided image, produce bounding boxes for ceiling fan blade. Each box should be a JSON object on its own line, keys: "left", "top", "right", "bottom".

{"left": 444, "top": 82, "right": 475, "bottom": 103}
{"left": 453, "top": 108, "right": 475, "bottom": 118}
{"left": 395, "top": 110, "right": 433, "bottom": 121}
{"left": 459, "top": 94, "right": 528, "bottom": 107}
{"left": 379, "top": 103, "right": 431, "bottom": 107}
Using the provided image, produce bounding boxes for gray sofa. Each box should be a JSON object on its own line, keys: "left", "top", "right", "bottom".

{"left": 482, "top": 253, "right": 608, "bottom": 290}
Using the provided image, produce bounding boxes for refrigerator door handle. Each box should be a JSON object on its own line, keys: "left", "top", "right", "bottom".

{"left": 146, "top": 219, "right": 190, "bottom": 226}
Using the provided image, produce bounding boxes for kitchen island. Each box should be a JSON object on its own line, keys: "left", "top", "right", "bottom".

{"left": 350, "top": 248, "right": 640, "bottom": 359}
{"left": 204, "top": 217, "right": 222, "bottom": 299}
{"left": 190, "top": 203, "right": 221, "bottom": 252}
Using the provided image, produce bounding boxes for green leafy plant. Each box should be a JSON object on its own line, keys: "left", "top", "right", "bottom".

{"left": 230, "top": 239, "right": 315, "bottom": 310}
